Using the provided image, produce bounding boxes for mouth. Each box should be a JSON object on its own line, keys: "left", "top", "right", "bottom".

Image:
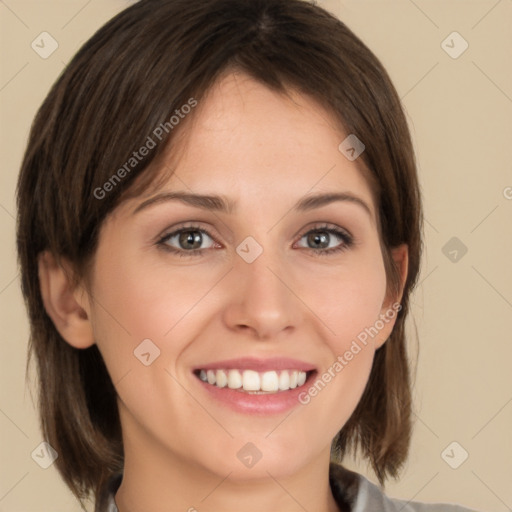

{"left": 193, "top": 368, "right": 315, "bottom": 393}
{"left": 191, "top": 357, "right": 317, "bottom": 414}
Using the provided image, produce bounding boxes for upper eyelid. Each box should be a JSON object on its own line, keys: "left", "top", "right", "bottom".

{"left": 158, "top": 223, "right": 219, "bottom": 243}
{"left": 158, "top": 221, "right": 230, "bottom": 246}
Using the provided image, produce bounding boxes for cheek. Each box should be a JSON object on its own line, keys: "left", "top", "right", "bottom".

{"left": 279, "top": 244, "right": 387, "bottom": 419}
{"left": 86, "top": 245, "right": 229, "bottom": 385}
{"left": 86, "top": 249, "right": 209, "bottom": 430}
{"left": 295, "top": 245, "right": 387, "bottom": 414}
{"left": 305, "top": 247, "right": 388, "bottom": 351}
{"left": 296, "top": 260, "right": 387, "bottom": 441}
{"left": 89, "top": 245, "right": 200, "bottom": 336}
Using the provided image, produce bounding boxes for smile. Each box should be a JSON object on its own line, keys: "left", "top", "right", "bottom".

{"left": 196, "top": 368, "right": 309, "bottom": 393}
{"left": 192, "top": 357, "right": 317, "bottom": 414}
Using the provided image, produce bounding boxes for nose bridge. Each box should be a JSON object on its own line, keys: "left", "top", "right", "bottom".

{"left": 223, "top": 237, "right": 301, "bottom": 338}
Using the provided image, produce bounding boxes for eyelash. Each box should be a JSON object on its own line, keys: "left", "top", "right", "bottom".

{"left": 156, "top": 223, "right": 355, "bottom": 258}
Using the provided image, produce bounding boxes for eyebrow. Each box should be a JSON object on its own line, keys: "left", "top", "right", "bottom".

{"left": 132, "top": 190, "right": 372, "bottom": 218}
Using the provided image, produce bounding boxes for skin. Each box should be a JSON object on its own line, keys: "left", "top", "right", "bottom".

{"left": 39, "top": 71, "right": 408, "bottom": 512}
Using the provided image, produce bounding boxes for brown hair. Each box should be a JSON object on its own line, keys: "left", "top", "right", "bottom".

{"left": 16, "top": 0, "right": 422, "bottom": 508}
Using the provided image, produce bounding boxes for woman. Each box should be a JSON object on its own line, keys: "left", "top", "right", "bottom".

{"left": 16, "top": 0, "right": 481, "bottom": 510}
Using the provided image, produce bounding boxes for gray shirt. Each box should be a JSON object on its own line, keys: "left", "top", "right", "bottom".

{"left": 351, "top": 472, "right": 481, "bottom": 511}
{"left": 97, "top": 463, "right": 481, "bottom": 511}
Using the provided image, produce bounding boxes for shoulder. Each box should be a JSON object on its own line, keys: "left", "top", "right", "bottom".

{"left": 329, "top": 462, "right": 482, "bottom": 512}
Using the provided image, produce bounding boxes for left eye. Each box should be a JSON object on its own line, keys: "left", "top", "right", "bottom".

{"left": 296, "top": 229, "right": 347, "bottom": 251}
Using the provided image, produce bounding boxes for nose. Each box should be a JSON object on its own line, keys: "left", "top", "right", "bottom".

{"left": 221, "top": 247, "right": 303, "bottom": 340}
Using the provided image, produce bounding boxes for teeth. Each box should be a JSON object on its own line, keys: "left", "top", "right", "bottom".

{"left": 216, "top": 369, "right": 227, "bottom": 388}
{"left": 261, "top": 371, "right": 278, "bottom": 391}
{"left": 227, "top": 369, "right": 242, "bottom": 389}
{"left": 242, "top": 370, "right": 260, "bottom": 391}
{"left": 290, "top": 370, "right": 298, "bottom": 389}
{"left": 198, "top": 369, "right": 309, "bottom": 393}
{"left": 278, "top": 370, "right": 290, "bottom": 390}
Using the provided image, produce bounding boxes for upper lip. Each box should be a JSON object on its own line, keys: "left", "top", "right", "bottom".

{"left": 193, "top": 357, "right": 316, "bottom": 373}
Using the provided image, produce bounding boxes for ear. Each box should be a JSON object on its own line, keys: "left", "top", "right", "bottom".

{"left": 38, "top": 251, "right": 95, "bottom": 349}
{"left": 374, "top": 243, "right": 409, "bottom": 350}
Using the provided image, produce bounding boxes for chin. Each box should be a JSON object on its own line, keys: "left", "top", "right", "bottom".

{"left": 197, "top": 435, "right": 317, "bottom": 482}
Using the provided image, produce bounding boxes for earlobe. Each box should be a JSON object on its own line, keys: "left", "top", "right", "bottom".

{"left": 38, "top": 251, "right": 95, "bottom": 349}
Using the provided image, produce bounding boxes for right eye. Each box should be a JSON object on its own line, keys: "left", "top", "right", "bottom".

{"left": 157, "top": 225, "right": 219, "bottom": 257}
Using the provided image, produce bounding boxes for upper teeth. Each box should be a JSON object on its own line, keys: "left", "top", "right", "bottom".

{"left": 198, "top": 369, "right": 308, "bottom": 393}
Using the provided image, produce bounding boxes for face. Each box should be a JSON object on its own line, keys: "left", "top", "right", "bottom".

{"left": 70, "top": 71, "right": 406, "bottom": 481}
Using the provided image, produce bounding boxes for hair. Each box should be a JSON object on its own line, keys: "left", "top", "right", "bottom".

{"left": 16, "top": 0, "right": 423, "bottom": 508}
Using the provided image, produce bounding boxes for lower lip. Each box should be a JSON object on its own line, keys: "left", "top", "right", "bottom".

{"left": 194, "top": 372, "right": 316, "bottom": 415}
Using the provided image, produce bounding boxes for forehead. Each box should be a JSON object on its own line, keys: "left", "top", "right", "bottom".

{"left": 124, "top": 71, "right": 377, "bottom": 220}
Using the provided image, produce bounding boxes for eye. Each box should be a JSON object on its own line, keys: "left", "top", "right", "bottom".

{"left": 157, "top": 225, "right": 217, "bottom": 257}
{"left": 295, "top": 224, "right": 354, "bottom": 256}
{"left": 156, "top": 222, "right": 354, "bottom": 258}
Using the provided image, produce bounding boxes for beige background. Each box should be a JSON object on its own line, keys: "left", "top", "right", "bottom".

{"left": 1, "top": 0, "right": 511, "bottom": 511}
